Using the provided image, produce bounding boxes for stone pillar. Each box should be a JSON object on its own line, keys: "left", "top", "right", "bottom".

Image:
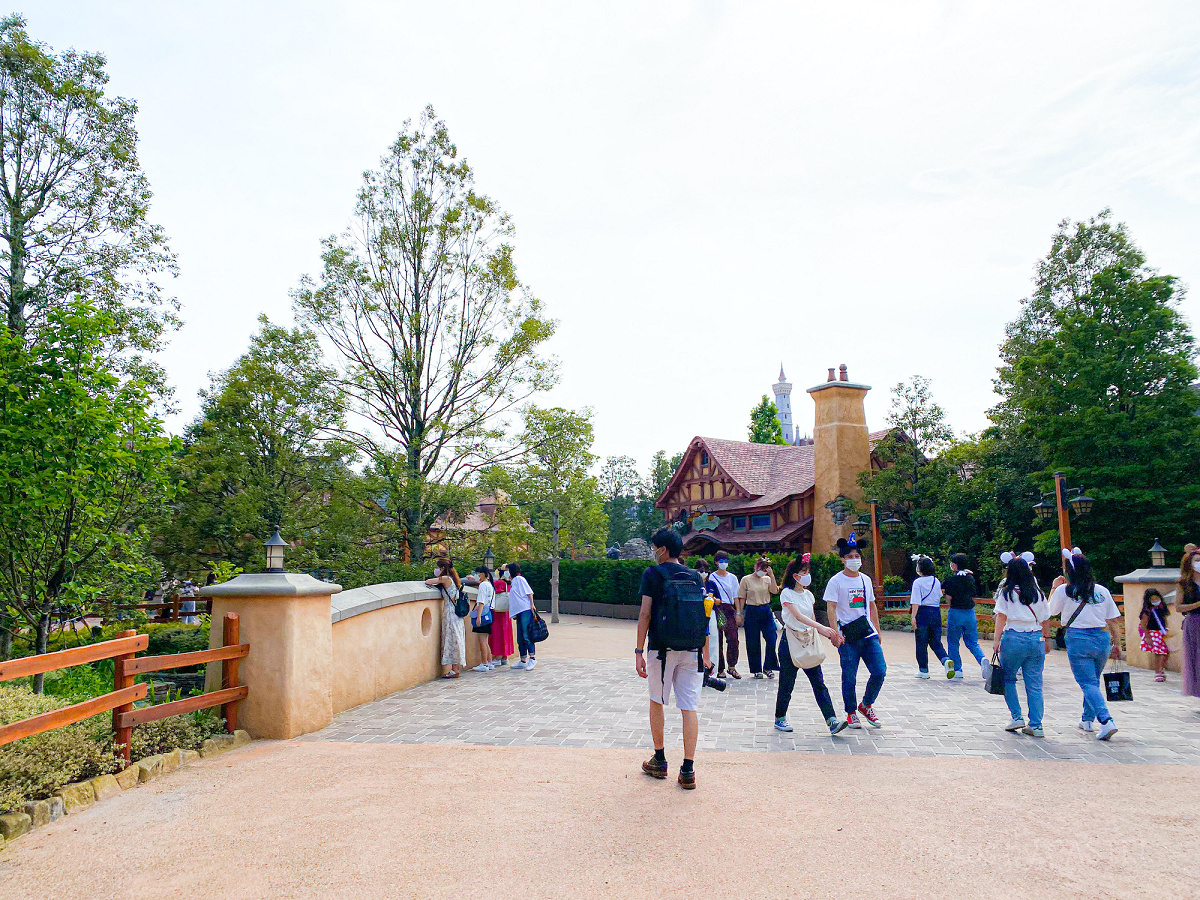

{"left": 1115, "top": 566, "right": 1183, "bottom": 672}
{"left": 807, "top": 365, "right": 871, "bottom": 555}
{"left": 200, "top": 574, "right": 341, "bottom": 739}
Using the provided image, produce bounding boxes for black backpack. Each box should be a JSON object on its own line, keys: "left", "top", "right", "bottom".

{"left": 649, "top": 564, "right": 709, "bottom": 653}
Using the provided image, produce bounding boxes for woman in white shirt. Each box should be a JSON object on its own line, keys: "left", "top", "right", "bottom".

{"left": 1048, "top": 550, "right": 1122, "bottom": 741}
{"left": 505, "top": 562, "right": 539, "bottom": 671}
{"left": 775, "top": 554, "right": 847, "bottom": 735}
{"left": 991, "top": 553, "right": 1051, "bottom": 737}
{"left": 469, "top": 566, "right": 496, "bottom": 673}
{"left": 910, "top": 555, "right": 954, "bottom": 679}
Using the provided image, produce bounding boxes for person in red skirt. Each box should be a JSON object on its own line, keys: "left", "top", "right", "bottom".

{"left": 1139, "top": 588, "right": 1171, "bottom": 682}
{"left": 489, "top": 564, "right": 515, "bottom": 666}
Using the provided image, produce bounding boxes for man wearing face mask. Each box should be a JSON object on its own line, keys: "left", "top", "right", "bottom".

{"left": 706, "top": 552, "right": 742, "bottom": 679}
{"left": 824, "top": 534, "right": 887, "bottom": 729}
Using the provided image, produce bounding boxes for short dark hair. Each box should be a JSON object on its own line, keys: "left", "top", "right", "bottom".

{"left": 651, "top": 528, "right": 683, "bottom": 558}
{"left": 917, "top": 556, "right": 935, "bottom": 577}
{"left": 507, "top": 562, "right": 521, "bottom": 577}
{"left": 950, "top": 553, "right": 969, "bottom": 570}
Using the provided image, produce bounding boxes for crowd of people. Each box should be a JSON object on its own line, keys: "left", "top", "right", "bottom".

{"left": 634, "top": 528, "right": 1200, "bottom": 789}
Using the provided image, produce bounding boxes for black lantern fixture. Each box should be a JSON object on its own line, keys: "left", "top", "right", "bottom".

{"left": 854, "top": 512, "right": 872, "bottom": 531}
{"left": 264, "top": 526, "right": 287, "bottom": 573}
{"left": 1149, "top": 539, "right": 1167, "bottom": 569}
{"left": 1069, "top": 492, "right": 1095, "bottom": 517}
{"left": 483, "top": 546, "right": 495, "bottom": 572}
{"left": 1032, "top": 498, "right": 1056, "bottom": 521}
{"left": 881, "top": 513, "right": 904, "bottom": 535}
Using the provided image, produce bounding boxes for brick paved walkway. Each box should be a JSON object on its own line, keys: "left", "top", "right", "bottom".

{"left": 305, "top": 654, "right": 1200, "bottom": 764}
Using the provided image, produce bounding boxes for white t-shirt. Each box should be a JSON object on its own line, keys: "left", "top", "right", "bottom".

{"left": 824, "top": 572, "right": 876, "bottom": 632}
{"left": 993, "top": 587, "right": 1049, "bottom": 632}
{"left": 1048, "top": 583, "right": 1120, "bottom": 629}
{"left": 780, "top": 587, "right": 817, "bottom": 631}
{"left": 507, "top": 575, "right": 534, "bottom": 617}
{"left": 475, "top": 580, "right": 495, "bottom": 611}
{"left": 910, "top": 575, "right": 942, "bottom": 608}
{"left": 707, "top": 571, "right": 739, "bottom": 605}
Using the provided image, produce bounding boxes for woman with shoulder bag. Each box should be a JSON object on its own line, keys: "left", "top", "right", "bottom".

{"left": 469, "top": 566, "right": 496, "bottom": 673}
{"left": 1049, "top": 549, "right": 1123, "bottom": 740}
{"left": 910, "top": 554, "right": 954, "bottom": 679}
{"left": 991, "top": 552, "right": 1051, "bottom": 737}
{"left": 775, "top": 554, "right": 847, "bottom": 736}
{"left": 426, "top": 557, "right": 466, "bottom": 679}
{"left": 489, "top": 565, "right": 514, "bottom": 666}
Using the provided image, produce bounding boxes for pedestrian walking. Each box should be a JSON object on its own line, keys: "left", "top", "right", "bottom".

{"left": 426, "top": 558, "right": 466, "bottom": 679}
{"left": 1176, "top": 546, "right": 1200, "bottom": 699}
{"left": 470, "top": 566, "right": 496, "bottom": 673}
{"left": 179, "top": 580, "right": 198, "bottom": 625}
{"left": 826, "top": 534, "right": 887, "bottom": 729}
{"left": 1049, "top": 549, "right": 1123, "bottom": 740}
{"left": 943, "top": 553, "right": 986, "bottom": 679}
{"left": 489, "top": 565, "right": 514, "bottom": 666}
{"left": 738, "top": 556, "right": 780, "bottom": 679}
{"left": 1138, "top": 588, "right": 1170, "bottom": 682}
{"left": 910, "top": 555, "right": 953, "bottom": 679}
{"left": 774, "top": 554, "right": 847, "bottom": 735}
{"left": 506, "top": 562, "right": 539, "bottom": 671}
{"left": 706, "top": 552, "right": 741, "bottom": 679}
{"left": 636, "top": 528, "right": 711, "bottom": 789}
{"left": 991, "top": 552, "right": 1051, "bottom": 737}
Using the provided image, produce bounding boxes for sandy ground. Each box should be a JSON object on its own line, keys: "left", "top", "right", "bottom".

{"left": 1, "top": 739, "right": 1195, "bottom": 900}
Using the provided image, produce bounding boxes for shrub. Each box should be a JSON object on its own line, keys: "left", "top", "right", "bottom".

{"left": 128, "top": 709, "right": 225, "bottom": 760}
{"left": 0, "top": 685, "right": 121, "bottom": 815}
{"left": 883, "top": 575, "right": 908, "bottom": 596}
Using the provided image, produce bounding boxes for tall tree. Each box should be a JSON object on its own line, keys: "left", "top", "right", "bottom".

{"left": 0, "top": 15, "right": 176, "bottom": 357}
{"left": 294, "top": 106, "right": 556, "bottom": 561}
{"left": 995, "top": 212, "right": 1200, "bottom": 580}
{"left": 0, "top": 300, "right": 174, "bottom": 673}
{"left": 600, "top": 454, "right": 644, "bottom": 547}
{"left": 748, "top": 395, "right": 786, "bottom": 444}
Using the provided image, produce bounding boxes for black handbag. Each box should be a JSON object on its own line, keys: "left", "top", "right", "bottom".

{"left": 1054, "top": 596, "right": 1089, "bottom": 649}
{"left": 841, "top": 616, "right": 872, "bottom": 643}
{"left": 1104, "top": 659, "right": 1133, "bottom": 702}
{"left": 984, "top": 650, "right": 1006, "bottom": 695}
{"left": 529, "top": 610, "right": 549, "bottom": 643}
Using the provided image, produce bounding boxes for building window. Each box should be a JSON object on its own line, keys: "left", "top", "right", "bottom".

{"left": 732, "top": 516, "right": 747, "bottom": 530}
{"left": 750, "top": 514, "right": 771, "bottom": 530}
{"left": 701, "top": 451, "right": 709, "bottom": 466}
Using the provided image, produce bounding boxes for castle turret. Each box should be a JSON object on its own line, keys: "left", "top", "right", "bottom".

{"left": 773, "top": 365, "right": 795, "bottom": 445}
{"left": 807, "top": 364, "right": 871, "bottom": 553}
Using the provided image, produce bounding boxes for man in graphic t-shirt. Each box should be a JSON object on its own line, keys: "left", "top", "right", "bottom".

{"left": 824, "top": 534, "right": 887, "bottom": 729}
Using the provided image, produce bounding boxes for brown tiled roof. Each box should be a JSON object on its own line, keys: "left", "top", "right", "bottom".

{"left": 695, "top": 437, "right": 815, "bottom": 501}
{"left": 682, "top": 517, "right": 813, "bottom": 551}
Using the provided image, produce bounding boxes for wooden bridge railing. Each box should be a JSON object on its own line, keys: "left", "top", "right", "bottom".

{"left": 0, "top": 612, "right": 248, "bottom": 763}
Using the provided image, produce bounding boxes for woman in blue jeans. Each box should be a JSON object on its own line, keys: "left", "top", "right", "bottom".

{"left": 991, "top": 553, "right": 1051, "bottom": 737}
{"left": 909, "top": 555, "right": 953, "bottom": 679}
{"left": 942, "top": 553, "right": 986, "bottom": 678}
{"left": 1049, "top": 550, "right": 1123, "bottom": 741}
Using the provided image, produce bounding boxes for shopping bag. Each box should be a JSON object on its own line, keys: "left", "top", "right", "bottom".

{"left": 1103, "top": 660, "right": 1133, "bottom": 702}
{"left": 983, "top": 651, "right": 1005, "bottom": 696}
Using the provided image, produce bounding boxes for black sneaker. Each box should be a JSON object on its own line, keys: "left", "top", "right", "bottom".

{"left": 677, "top": 770, "right": 696, "bottom": 790}
{"left": 642, "top": 757, "right": 668, "bottom": 779}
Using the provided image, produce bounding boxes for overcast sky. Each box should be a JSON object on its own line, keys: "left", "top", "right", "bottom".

{"left": 34, "top": 2, "right": 1200, "bottom": 477}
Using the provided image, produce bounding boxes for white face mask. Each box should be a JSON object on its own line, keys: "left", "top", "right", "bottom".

{"left": 716, "top": 560, "right": 728, "bottom": 570}
{"left": 758, "top": 570, "right": 768, "bottom": 578}
{"left": 502, "top": 572, "right": 511, "bottom": 581}
{"left": 799, "top": 573, "right": 812, "bottom": 587}
{"left": 844, "top": 558, "right": 863, "bottom": 572}
{"left": 1152, "top": 597, "right": 1163, "bottom": 606}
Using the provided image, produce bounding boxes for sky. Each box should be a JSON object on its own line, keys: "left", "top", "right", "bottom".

{"left": 32, "top": 2, "right": 1200, "bottom": 478}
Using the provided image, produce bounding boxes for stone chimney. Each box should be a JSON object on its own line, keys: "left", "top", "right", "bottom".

{"left": 807, "top": 367, "right": 872, "bottom": 554}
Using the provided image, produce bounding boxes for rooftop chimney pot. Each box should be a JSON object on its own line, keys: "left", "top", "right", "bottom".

{"left": 827, "top": 367, "right": 836, "bottom": 382}
{"left": 839, "top": 364, "right": 848, "bottom": 382}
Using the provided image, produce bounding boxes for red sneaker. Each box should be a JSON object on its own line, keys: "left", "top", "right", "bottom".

{"left": 857, "top": 703, "right": 882, "bottom": 728}
{"left": 846, "top": 712, "right": 861, "bottom": 729}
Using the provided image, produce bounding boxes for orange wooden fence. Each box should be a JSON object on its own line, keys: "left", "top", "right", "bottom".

{"left": 0, "top": 612, "right": 248, "bottom": 763}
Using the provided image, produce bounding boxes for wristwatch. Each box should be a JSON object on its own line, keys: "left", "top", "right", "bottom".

{"left": 634, "top": 649, "right": 643, "bottom": 655}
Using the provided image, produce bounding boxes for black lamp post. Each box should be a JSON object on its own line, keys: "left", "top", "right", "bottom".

{"left": 483, "top": 546, "right": 495, "bottom": 572}
{"left": 265, "top": 526, "right": 287, "bottom": 574}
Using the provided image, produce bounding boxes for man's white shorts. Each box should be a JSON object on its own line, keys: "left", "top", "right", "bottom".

{"left": 647, "top": 649, "right": 704, "bottom": 711}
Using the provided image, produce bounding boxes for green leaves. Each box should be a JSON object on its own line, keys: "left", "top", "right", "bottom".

{"left": 748, "top": 395, "right": 786, "bottom": 444}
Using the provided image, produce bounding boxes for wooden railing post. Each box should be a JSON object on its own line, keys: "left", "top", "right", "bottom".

{"left": 113, "top": 628, "right": 138, "bottom": 764}
{"left": 172, "top": 594, "right": 181, "bottom": 623}
{"left": 221, "top": 613, "right": 240, "bottom": 734}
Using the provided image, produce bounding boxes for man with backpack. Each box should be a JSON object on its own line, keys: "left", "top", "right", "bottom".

{"left": 635, "top": 528, "right": 711, "bottom": 790}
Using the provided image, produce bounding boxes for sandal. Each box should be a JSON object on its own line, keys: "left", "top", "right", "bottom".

{"left": 1155, "top": 673, "right": 1166, "bottom": 682}
{"left": 443, "top": 672, "right": 459, "bottom": 679}
{"left": 728, "top": 668, "right": 742, "bottom": 680}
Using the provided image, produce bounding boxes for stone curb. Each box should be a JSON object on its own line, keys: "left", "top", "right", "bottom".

{"left": 0, "top": 730, "right": 252, "bottom": 852}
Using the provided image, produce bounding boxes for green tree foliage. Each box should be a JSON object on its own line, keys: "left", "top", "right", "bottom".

{"left": 294, "top": 106, "right": 557, "bottom": 561}
{"left": 996, "top": 211, "right": 1200, "bottom": 580}
{"left": 158, "top": 317, "right": 377, "bottom": 582}
{"left": 0, "top": 300, "right": 175, "bottom": 674}
{"left": 0, "top": 15, "right": 176, "bottom": 359}
{"left": 599, "top": 455, "right": 643, "bottom": 548}
{"left": 748, "top": 395, "right": 786, "bottom": 444}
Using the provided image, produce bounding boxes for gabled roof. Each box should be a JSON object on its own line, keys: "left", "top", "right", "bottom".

{"left": 658, "top": 437, "right": 816, "bottom": 509}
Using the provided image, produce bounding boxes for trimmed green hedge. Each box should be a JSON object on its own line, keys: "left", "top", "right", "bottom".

{"left": 517, "top": 553, "right": 844, "bottom": 611}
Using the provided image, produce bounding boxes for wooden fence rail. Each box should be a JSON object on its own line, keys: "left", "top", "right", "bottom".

{"left": 0, "top": 613, "right": 248, "bottom": 763}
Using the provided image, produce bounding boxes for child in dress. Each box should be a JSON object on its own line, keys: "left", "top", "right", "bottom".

{"left": 1139, "top": 588, "right": 1170, "bottom": 682}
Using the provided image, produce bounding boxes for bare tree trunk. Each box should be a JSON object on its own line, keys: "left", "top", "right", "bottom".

{"left": 32, "top": 598, "right": 52, "bottom": 693}
{"left": 551, "top": 508, "right": 560, "bottom": 624}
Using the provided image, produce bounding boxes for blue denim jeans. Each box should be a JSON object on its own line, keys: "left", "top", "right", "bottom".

{"left": 1000, "top": 629, "right": 1045, "bottom": 727}
{"left": 1065, "top": 627, "right": 1112, "bottom": 724}
{"left": 838, "top": 633, "right": 887, "bottom": 714}
{"left": 946, "top": 607, "right": 985, "bottom": 671}
{"left": 514, "top": 610, "right": 536, "bottom": 660}
{"left": 914, "top": 605, "right": 948, "bottom": 672}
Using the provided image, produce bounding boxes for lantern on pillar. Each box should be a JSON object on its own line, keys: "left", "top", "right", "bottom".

{"left": 264, "top": 526, "right": 288, "bottom": 573}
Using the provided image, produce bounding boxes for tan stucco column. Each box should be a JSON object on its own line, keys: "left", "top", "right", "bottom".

{"left": 200, "top": 574, "right": 341, "bottom": 739}
{"left": 1115, "top": 566, "right": 1182, "bottom": 673}
{"left": 807, "top": 368, "right": 871, "bottom": 555}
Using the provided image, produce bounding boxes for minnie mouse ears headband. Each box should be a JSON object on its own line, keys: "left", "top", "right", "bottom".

{"left": 801, "top": 553, "right": 811, "bottom": 564}
{"left": 1061, "top": 547, "right": 1083, "bottom": 560}
{"left": 1000, "top": 551, "right": 1036, "bottom": 565}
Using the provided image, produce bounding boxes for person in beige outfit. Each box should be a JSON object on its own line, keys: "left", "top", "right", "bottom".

{"left": 738, "top": 556, "right": 780, "bottom": 678}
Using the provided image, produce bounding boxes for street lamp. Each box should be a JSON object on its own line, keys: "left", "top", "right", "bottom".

{"left": 264, "top": 526, "right": 288, "bottom": 574}
{"left": 483, "top": 546, "right": 495, "bottom": 572}
{"left": 1149, "top": 539, "right": 1167, "bottom": 569}
{"left": 881, "top": 513, "right": 904, "bottom": 534}
{"left": 1032, "top": 473, "right": 1094, "bottom": 572}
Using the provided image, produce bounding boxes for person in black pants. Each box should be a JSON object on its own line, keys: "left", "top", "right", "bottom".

{"left": 738, "top": 557, "right": 780, "bottom": 678}
{"left": 774, "top": 555, "right": 848, "bottom": 736}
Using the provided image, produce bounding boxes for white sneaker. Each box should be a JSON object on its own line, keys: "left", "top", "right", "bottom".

{"left": 1004, "top": 718, "right": 1025, "bottom": 733}
{"left": 472, "top": 664, "right": 490, "bottom": 672}
{"left": 915, "top": 671, "right": 930, "bottom": 679}
{"left": 484, "top": 663, "right": 496, "bottom": 670}
{"left": 511, "top": 660, "right": 527, "bottom": 670}
{"left": 1097, "top": 720, "right": 1118, "bottom": 741}
{"left": 944, "top": 658, "right": 955, "bottom": 679}
{"left": 1077, "top": 720, "right": 1093, "bottom": 733}
{"left": 525, "top": 658, "right": 537, "bottom": 670}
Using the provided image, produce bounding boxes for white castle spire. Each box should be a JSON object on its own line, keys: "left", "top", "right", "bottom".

{"left": 773, "top": 365, "right": 795, "bottom": 444}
